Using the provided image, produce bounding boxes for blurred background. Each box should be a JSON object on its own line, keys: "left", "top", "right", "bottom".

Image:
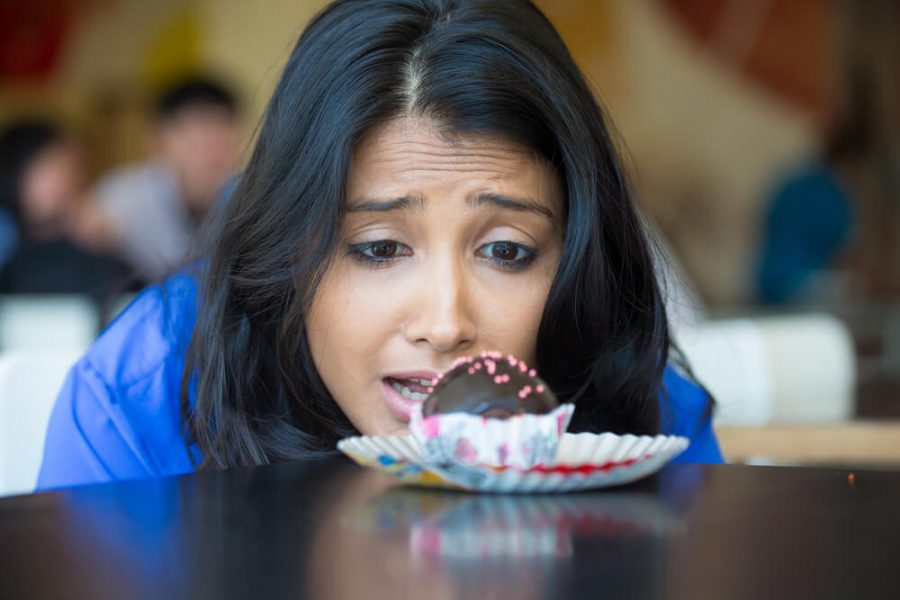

{"left": 0, "top": 0, "right": 898, "bottom": 494}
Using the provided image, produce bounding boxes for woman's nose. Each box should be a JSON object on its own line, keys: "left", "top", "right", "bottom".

{"left": 403, "top": 259, "right": 477, "bottom": 353}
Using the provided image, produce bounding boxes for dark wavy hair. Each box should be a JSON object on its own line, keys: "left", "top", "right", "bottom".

{"left": 183, "top": 0, "right": 671, "bottom": 469}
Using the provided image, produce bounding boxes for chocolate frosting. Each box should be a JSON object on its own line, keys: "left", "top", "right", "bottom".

{"left": 422, "top": 352, "right": 558, "bottom": 419}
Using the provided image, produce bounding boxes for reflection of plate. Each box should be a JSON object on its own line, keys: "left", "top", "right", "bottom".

{"left": 343, "top": 488, "right": 686, "bottom": 560}
{"left": 337, "top": 432, "right": 688, "bottom": 493}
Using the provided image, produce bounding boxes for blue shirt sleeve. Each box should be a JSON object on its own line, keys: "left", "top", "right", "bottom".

{"left": 36, "top": 360, "right": 154, "bottom": 490}
{"left": 36, "top": 275, "right": 199, "bottom": 491}
{"left": 661, "top": 364, "right": 724, "bottom": 464}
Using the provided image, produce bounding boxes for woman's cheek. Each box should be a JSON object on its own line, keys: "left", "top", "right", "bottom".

{"left": 474, "top": 275, "right": 549, "bottom": 361}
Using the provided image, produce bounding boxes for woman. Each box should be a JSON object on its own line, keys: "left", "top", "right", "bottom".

{"left": 38, "top": 0, "right": 721, "bottom": 490}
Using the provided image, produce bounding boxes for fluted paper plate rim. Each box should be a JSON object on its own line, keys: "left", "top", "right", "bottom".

{"left": 337, "top": 432, "right": 689, "bottom": 493}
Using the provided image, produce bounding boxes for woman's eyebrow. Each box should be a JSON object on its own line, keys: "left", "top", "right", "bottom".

{"left": 346, "top": 194, "right": 424, "bottom": 213}
{"left": 466, "top": 191, "right": 558, "bottom": 224}
{"left": 346, "top": 191, "right": 558, "bottom": 224}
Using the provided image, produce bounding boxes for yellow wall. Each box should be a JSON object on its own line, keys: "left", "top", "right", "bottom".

{"left": 201, "top": 0, "right": 330, "bottom": 137}
{"left": 0, "top": 0, "right": 326, "bottom": 167}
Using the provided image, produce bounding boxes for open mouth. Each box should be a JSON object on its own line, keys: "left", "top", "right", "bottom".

{"left": 383, "top": 376, "right": 433, "bottom": 402}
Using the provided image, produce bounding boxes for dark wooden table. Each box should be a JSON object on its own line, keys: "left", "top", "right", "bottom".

{"left": 1, "top": 460, "right": 898, "bottom": 599}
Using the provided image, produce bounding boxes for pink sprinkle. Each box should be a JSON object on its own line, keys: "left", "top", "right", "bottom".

{"left": 427, "top": 387, "right": 434, "bottom": 393}
{"left": 485, "top": 360, "right": 496, "bottom": 375}
{"left": 468, "top": 368, "right": 475, "bottom": 375}
{"left": 518, "top": 390, "right": 526, "bottom": 399}
{"left": 529, "top": 369, "right": 536, "bottom": 377}
{"left": 509, "top": 357, "right": 518, "bottom": 367}
{"left": 474, "top": 362, "right": 482, "bottom": 370}
{"left": 536, "top": 384, "right": 545, "bottom": 393}
{"left": 503, "top": 374, "right": 511, "bottom": 383}
{"left": 494, "top": 375, "right": 504, "bottom": 384}
{"left": 519, "top": 362, "right": 527, "bottom": 373}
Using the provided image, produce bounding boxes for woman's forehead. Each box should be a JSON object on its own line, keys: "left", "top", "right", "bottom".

{"left": 356, "top": 117, "right": 532, "bottom": 161}
{"left": 348, "top": 117, "right": 562, "bottom": 207}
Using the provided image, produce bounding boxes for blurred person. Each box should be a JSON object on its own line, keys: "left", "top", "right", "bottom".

{"left": 0, "top": 204, "right": 17, "bottom": 266}
{"left": 0, "top": 119, "right": 130, "bottom": 303}
{"left": 37, "top": 0, "right": 722, "bottom": 490}
{"left": 91, "top": 77, "right": 240, "bottom": 280}
{"left": 755, "top": 116, "right": 867, "bottom": 305}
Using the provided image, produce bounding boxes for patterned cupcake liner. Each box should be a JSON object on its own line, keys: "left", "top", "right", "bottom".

{"left": 409, "top": 404, "right": 575, "bottom": 469}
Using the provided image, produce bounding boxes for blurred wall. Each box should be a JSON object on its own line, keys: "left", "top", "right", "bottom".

{"left": 0, "top": 0, "right": 329, "bottom": 173}
{"left": 536, "top": 0, "right": 823, "bottom": 305}
{"left": 201, "top": 0, "right": 330, "bottom": 141}
{"left": 2, "top": 0, "right": 831, "bottom": 305}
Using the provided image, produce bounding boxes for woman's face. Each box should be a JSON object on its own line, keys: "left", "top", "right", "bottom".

{"left": 20, "top": 140, "right": 85, "bottom": 239}
{"left": 306, "top": 117, "right": 564, "bottom": 436}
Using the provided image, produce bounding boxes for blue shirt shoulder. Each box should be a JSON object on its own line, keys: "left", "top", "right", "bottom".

{"left": 36, "top": 274, "right": 199, "bottom": 490}
{"left": 660, "top": 364, "right": 723, "bottom": 464}
{"left": 37, "top": 274, "right": 722, "bottom": 490}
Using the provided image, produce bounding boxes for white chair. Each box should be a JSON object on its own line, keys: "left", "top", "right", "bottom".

{"left": 677, "top": 314, "right": 856, "bottom": 426}
{"left": 0, "top": 350, "right": 83, "bottom": 496}
{"left": 0, "top": 295, "right": 98, "bottom": 352}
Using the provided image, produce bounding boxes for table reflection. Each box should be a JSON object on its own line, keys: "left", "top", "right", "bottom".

{"left": 308, "top": 470, "right": 685, "bottom": 599}
{"left": 10, "top": 462, "right": 898, "bottom": 599}
{"left": 46, "top": 461, "right": 697, "bottom": 600}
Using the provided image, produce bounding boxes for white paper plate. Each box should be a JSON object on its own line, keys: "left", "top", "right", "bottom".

{"left": 337, "top": 432, "right": 689, "bottom": 493}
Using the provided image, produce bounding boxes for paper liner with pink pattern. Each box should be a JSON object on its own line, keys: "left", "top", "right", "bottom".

{"left": 410, "top": 403, "right": 575, "bottom": 469}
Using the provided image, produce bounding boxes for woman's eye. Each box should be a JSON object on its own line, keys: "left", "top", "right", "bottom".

{"left": 349, "top": 240, "right": 411, "bottom": 264}
{"left": 477, "top": 241, "right": 537, "bottom": 270}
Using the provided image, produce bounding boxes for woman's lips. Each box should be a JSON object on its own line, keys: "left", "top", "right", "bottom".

{"left": 381, "top": 371, "right": 439, "bottom": 423}
{"left": 382, "top": 380, "right": 420, "bottom": 422}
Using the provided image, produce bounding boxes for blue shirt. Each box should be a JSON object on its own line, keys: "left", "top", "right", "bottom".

{"left": 757, "top": 163, "right": 854, "bottom": 304}
{"left": 36, "top": 274, "right": 723, "bottom": 491}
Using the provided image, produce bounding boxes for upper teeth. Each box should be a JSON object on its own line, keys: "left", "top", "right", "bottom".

{"left": 390, "top": 380, "right": 429, "bottom": 401}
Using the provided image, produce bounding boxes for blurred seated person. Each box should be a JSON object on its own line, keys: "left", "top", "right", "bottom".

{"left": 756, "top": 118, "right": 865, "bottom": 305}
{"left": 0, "top": 202, "right": 18, "bottom": 266}
{"left": 0, "top": 119, "right": 131, "bottom": 304}
{"left": 90, "top": 76, "right": 240, "bottom": 281}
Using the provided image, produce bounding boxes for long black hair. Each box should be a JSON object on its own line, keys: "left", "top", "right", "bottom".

{"left": 183, "top": 0, "right": 670, "bottom": 469}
